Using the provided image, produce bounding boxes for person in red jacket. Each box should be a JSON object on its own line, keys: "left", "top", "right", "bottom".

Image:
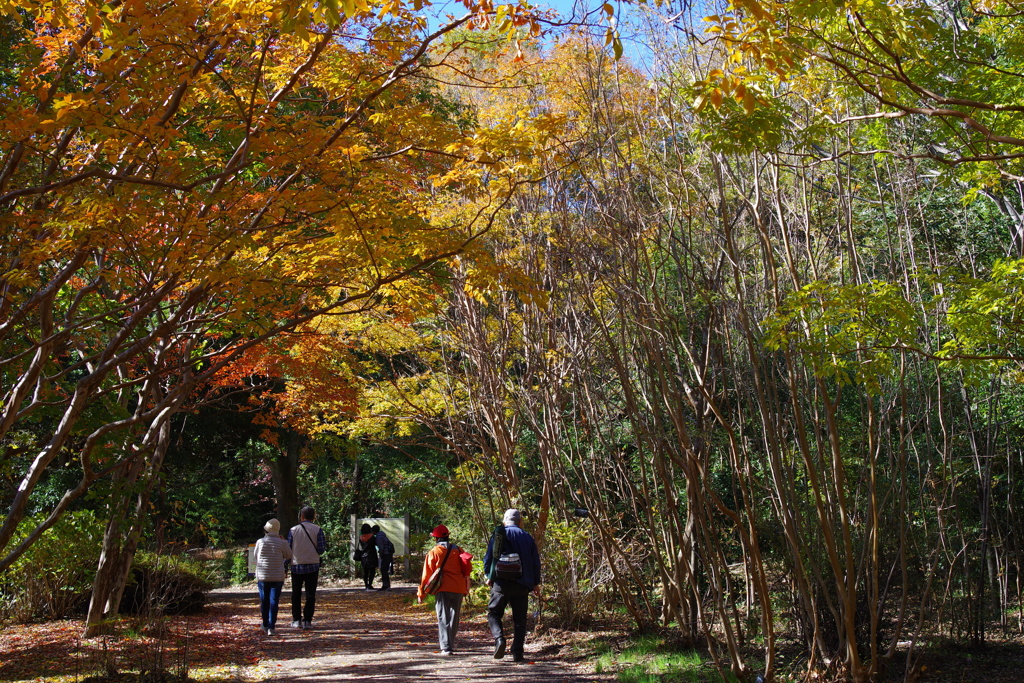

{"left": 417, "top": 524, "right": 472, "bottom": 656}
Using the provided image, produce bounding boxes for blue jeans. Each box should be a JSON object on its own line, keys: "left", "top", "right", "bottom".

{"left": 258, "top": 580, "right": 284, "bottom": 629}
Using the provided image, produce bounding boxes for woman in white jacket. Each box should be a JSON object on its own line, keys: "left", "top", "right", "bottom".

{"left": 255, "top": 518, "right": 292, "bottom": 635}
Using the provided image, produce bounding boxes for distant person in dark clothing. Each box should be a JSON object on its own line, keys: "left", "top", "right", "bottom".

{"left": 357, "top": 523, "right": 378, "bottom": 589}
{"left": 373, "top": 524, "right": 395, "bottom": 591}
{"left": 287, "top": 506, "right": 326, "bottom": 629}
{"left": 483, "top": 508, "right": 541, "bottom": 663}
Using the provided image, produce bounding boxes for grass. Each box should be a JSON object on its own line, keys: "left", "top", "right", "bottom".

{"left": 592, "top": 634, "right": 728, "bottom": 682}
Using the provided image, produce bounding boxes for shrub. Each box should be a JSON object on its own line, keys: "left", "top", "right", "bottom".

{"left": 0, "top": 510, "right": 104, "bottom": 622}
{"left": 317, "top": 543, "right": 352, "bottom": 581}
{"left": 542, "top": 519, "right": 612, "bottom": 629}
{"left": 120, "top": 551, "right": 215, "bottom": 616}
{"left": 230, "top": 548, "right": 249, "bottom": 584}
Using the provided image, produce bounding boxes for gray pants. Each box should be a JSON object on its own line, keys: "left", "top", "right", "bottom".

{"left": 434, "top": 591, "right": 464, "bottom": 652}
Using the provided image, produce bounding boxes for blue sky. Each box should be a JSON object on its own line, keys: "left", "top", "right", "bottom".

{"left": 423, "top": 0, "right": 665, "bottom": 71}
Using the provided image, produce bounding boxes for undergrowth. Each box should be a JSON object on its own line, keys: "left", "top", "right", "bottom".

{"left": 592, "top": 634, "right": 733, "bottom": 682}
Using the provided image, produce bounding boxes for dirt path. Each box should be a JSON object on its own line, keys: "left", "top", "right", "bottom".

{"left": 220, "top": 582, "right": 604, "bottom": 683}
{"left": 0, "top": 580, "right": 605, "bottom": 683}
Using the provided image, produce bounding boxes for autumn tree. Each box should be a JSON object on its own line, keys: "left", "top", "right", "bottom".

{"left": 205, "top": 320, "right": 364, "bottom": 525}
{"left": 0, "top": 0, "right": 554, "bottom": 634}
{"left": 344, "top": 4, "right": 1024, "bottom": 679}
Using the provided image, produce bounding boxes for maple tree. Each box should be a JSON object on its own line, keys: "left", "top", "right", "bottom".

{"left": 199, "top": 26, "right": 578, "bottom": 529}
{"left": 204, "top": 321, "right": 362, "bottom": 525}
{"left": 0, "top": 0, "right": 557, "bottom": 634}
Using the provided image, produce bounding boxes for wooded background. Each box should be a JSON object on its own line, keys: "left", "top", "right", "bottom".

{"left": 3, "top": 0, "right": 1024, "bottom": 680}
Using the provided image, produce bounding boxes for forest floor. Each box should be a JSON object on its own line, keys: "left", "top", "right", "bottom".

{"left": 209, "top": 583, "right": 609, "bottom": 682}
{"left": 4, "top": 580, "right": 1024, "bottom": 682}
{"left": 0, "top": 581, "right": 613, "bottom": 683}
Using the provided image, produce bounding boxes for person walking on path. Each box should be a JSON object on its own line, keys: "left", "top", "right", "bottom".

{"left": 356, "top": 523, "right": 378, "bottom": 589}
{"left": 255, "top": 518, "right": 292, "bottom": 636}
{"left": 288, "top": 506, "right": 326, "bottom": 629}
{"left": 373, "top": 524, "right": 395, "bottom": 591}
{"left": 417, "top": 524, "right": 472, "bottom": 656}
{"left": 483, "top": 508, "right": 541, "bottom": 663}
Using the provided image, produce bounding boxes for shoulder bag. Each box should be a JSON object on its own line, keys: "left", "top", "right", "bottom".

{"left": 424, "top": 544, "right": 455, "bottom": 595}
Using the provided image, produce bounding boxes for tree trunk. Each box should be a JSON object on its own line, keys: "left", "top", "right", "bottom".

{"left": 84, "top": 417, "right": 173, "bottom": 637}
{"left": 268, "top": 429, "right": 306, "bottom": 526}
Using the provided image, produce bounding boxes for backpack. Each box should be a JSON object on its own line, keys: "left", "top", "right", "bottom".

{"left": 488, "top": 524, "right": 523, "bottom": 581}
{"left": 378, "top": 533, "right": 395, "bottom": 555}
{"left": 357, "top": 536, "right": 377, "bottom": 566}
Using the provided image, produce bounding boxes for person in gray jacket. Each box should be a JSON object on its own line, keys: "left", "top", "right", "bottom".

{"left": 255, "top": 518, "right": 292, "bottom": 635}
{"left": 288, "top": 506, "right": 326, "bottom": 629}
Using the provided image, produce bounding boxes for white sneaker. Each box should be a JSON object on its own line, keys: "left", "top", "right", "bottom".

{"left": 291, "top": 620, "right": 301, "bottom": 628}
{"left": 268, "top": 627, "right": 276, "bottom": 636}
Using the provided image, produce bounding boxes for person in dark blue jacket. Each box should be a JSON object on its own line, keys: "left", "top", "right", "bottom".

{"left": 483, "top": 508, "right": 542, "bottom": 663}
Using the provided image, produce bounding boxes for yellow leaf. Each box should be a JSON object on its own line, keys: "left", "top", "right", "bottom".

{"left": 743, "top": 89, "right": 755, "bottom": 115}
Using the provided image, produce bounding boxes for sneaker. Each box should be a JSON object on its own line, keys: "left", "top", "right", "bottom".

{"left": 302, "top": 620, "right": 312, "bottom": 629}
{"left": 512, "top": 654, "right": 525, "bottom": 663}
{"left": 267, "top": 627, "right": 276, "bottom": 636}
{"left": 493, "top": 637, "right": 506, "bottom": 660}
{"left": 291, "top": 620, "right": 302, "bottom": 628}
{"left": 440, "top": 650, "right": 453, "bottom": 656}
